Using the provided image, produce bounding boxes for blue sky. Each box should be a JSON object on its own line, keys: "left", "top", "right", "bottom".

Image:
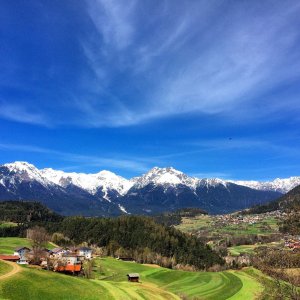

{"left": 0, "top": 0, "right": 300, "bottom": 180}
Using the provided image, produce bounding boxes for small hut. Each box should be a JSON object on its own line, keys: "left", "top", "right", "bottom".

{"left": 127, "top": 273, "right": 139, "bottom": 282}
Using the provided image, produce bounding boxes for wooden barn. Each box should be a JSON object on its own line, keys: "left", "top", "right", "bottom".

{"left": 127, "top": 273, "right": 139, "bottom": 282}
{"left": 117, "top": 257, "right": 135, "bottom": 262}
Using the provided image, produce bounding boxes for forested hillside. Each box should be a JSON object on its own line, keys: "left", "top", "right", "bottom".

{"left": 0, "top": 201, "right": 63, "bottom": 223}
{"left": 245, "top": 185, "right": 300, "bottom": 214}
{"left": 0, "top": 201, "right": 222, "bottom": 269}
{"left": 56, "top": 215, "right": 223, "bottom": 269}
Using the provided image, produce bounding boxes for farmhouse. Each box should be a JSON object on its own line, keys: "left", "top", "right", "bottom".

{"left": 54, "top": 252, "right": 82, "bottom": 273}
{"left": 76, "top": 247, "right": 92, "bottom": 259}
{"left": 127, "top": 273, "right": 140, "bottom": 282}
{"left": 14, "top": 246, "right": 30, "bottom": 264}
{"left": 50, "top": 247, "right": 68, "bottom": 258}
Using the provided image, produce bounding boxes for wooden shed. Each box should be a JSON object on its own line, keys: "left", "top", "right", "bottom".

{"left": 127, "top": 273, "right": 139, "bottom": 282}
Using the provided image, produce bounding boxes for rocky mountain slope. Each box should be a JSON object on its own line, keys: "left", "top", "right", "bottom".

{"left": 0, "top": 161, "right": 293, "bottom": 216}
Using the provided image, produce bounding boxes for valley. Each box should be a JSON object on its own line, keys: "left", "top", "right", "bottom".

{"left": 0, "top": 173, "right": 300, "bottom": 299}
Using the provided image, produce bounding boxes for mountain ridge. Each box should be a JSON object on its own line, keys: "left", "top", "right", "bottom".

{"left": 0, "top": 161, "right": 297, "bottom": 216}
{"left": 3, "top": 161, "right": 298, "bottom": 194}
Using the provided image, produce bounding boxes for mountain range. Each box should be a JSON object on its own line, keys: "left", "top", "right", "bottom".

{"left": 0, "top": 161, "right": 299, "bottom": 216}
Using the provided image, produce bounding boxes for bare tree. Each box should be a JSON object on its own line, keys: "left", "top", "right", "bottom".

{"left": 27, "top": 226, "right": 50, "bottom": 264}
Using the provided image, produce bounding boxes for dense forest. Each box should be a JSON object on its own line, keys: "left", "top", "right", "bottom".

{"left": 0, "top": 201, "right": 63, "bottom": 237}
{"left": 54, "top": 215, "right": 222, "bottom": 269}
{"left": 0, "top": 201, "right": 222, "bottom": 269}
{"left": 0, "top": 201, "right": 63, "bottom": 223}
{"left": 154, "top": 207, "right": 207, "bottom": 226}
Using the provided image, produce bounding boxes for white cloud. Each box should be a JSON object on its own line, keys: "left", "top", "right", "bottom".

{"left": 78, "top": 0, "right": 300, "bottom": 127}
{"left": 0, "top": 102, "right": 49, "bottom": 126}
{"left": 86, "top": 0, "right": 136, "bottom": 50}
{"left": 1, "top": 1, "right": 300, "bottom": 128}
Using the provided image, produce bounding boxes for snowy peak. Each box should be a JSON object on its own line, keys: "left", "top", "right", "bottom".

{"left": 1, "top": 162, "right": 299, "bottom": 198}
{"left": 199, "top": 178, "right": 228, "bottom": 188}
{"left": 40, "top": 168, "right": 132, "bottom": 197}
{"left": 2, "top": 161, "right": 51, "bottom": 187}
{"left": 231, "top": 176, "right": 300, "bottom": 193}
{"left": 132, "top": 167, "right": 199, "bottom": 189}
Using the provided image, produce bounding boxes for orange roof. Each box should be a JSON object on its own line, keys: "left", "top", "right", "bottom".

{"left": 0, "top": 255, "right": 20, "bottom": 260}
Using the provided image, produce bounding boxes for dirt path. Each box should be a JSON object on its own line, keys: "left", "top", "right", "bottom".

{"left": 0, "top": 260, "right": 21, "bottom": 280}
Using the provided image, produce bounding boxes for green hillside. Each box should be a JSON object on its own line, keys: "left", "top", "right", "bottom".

{"left": 95, "top": 257, "right": 263, "bottom": 300}
{"left": 0, "top": 237, "right": 55, "bottom": 254}
{"left": 0, "top": 256, "right": 263, "bottom": 300}
{"left": 0, "top": 260, "right": 13, "bottom": 276}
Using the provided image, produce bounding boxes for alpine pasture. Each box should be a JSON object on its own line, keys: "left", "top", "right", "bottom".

{"left": 0, "top": 256, "right": 264, "bottom": 300}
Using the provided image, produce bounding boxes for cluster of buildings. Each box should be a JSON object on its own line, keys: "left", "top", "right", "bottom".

{"left": 214, "top": 211, "right": 284, "bottom": 227}
{"left": 284, "top": 238, "right": 300, "bottom": 251}
{"left": 0, "top": 246, "right": 93, "bottom": 274}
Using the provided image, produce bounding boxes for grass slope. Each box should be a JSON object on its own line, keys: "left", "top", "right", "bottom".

{"left": 0, "top": 260, "right": 13, "bottom": 276}
{"left": 95, "top": 257, "right": 263, "bottom": 300}
{"left": 0, "top": 222, "right": 17, "bottom": 228}
{"left": 0, "top": 235, "right": 263, "bottom": 300}
{"left": 0, "top": 264, "right": 178, "bottom": 300}
{"left": 176, "top": 215, "right": 279, "bottom": 236}
{"left": 0, "top": 257, "right": 263, "bottom": 300}
{"left": 0, "top": 237, "right": 55, "bottom": 254}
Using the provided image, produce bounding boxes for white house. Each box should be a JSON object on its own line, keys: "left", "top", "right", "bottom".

{"left": 77, "top": 247, "right": 92, "bottom": 259}
{"left": 14, "top": 247, "right": 31, "bottom": 264}
{"left": 50, "top": 247, "right": 68, "bottom": 259}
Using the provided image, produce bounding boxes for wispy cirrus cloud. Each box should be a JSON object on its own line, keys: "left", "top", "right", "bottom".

{"left": 76, "top": 0, "right": 300, "bottom": 127}
{"left": 1, "top": 1, "right": 300, "bottom": 128}
{"left": 0, "top": 101, "right": 48, "bottom": 126}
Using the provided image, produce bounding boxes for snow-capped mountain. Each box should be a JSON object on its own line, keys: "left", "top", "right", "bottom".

{"left": 0, "top": 161, "right": 295, "bottom": 215}
{"left": 230, "top": 177, "right": 300, "bottom": 194}
{"left": 131, "top": 167, "right": 199, "bottom": 190}
{"left": 40, "top": 168, "right": 133, "bottom": 200}
{"left": 0, "top": 162, "right": 123, "bottom": 216}
{"left": 120, "top": 167, "right": 281, "bottom": 215}
{"left": 1, "top": 161, "right": 53, "bottom": 188}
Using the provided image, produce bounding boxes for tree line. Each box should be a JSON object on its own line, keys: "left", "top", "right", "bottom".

{"left": 0, "top": 201, "right": 222, "bottom": 270}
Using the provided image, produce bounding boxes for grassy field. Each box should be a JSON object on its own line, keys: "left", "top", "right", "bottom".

{"left": 0, "top": 237, "right": 55, "bottom": 254}
{"left": 0, "top": 260, "right": 13, "bottom": 276}
{"left": 94, "top": 257, "right": 263, "bottom": 300}
{"left": 0, "top": 256, "right": 264, "bottom": 300}
{"left": 176, "top": 214, "right": 213, "bottom": 233}
{"left": 176, "top": 215, "right": 279, "bottom": 236}
{"left": 228, "top": 245, "right": 257, "bottom": 256}
{"left": 229, "top": 241, "right": 283, "bottom": 256}
{"left": 0, "top": 222, "right": 18, "bottom": 228}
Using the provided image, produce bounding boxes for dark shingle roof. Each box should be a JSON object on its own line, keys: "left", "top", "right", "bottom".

{"left": 78, "top": 247, "right": 91, "bottom": 251}
{"left": 14, "top": 247, "right": 31, "bottom": 252}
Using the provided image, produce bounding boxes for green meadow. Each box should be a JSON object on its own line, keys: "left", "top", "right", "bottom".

{"left": 0, "top": 222, "right": 18, "bottom": 228}
{"left": 0, "top": 237, "right": 55, "bottom": 254}
{"left": 0, "top": 256, "right": 264, "bottom": 300}
{"left": 0, "top": 236, "right": 266, "bottom": 299}
{"left": 0, "top": 260, "right": 13, "bottom": 276}
{"left": 176, "top": 215, "right": 279, "bottom": 236}
{"left": 94, "top": 257, "right": 263, "bottom": 300}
